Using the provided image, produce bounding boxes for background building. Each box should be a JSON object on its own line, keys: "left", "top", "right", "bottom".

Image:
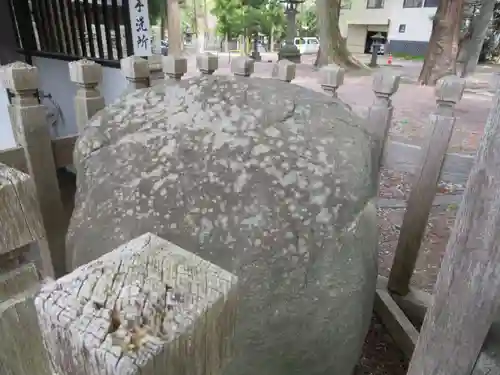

{"left": 339, "top": 0, "right": 438, "bottom": 56}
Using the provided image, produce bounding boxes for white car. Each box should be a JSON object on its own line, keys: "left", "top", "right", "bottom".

{"left": 294, "top": 37, "right": 320, "bottom": 55}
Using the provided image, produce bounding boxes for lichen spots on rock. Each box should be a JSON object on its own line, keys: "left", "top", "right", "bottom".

{"left": 68, "top": 75, "right": 379, "bottom": 375}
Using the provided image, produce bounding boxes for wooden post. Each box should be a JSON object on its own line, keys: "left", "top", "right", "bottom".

{"left": 0, "top": 290, "right": 52, "bottom": 375}
{"left": 121, "top": 56, "right": 150, "bottom": 90}
{"left": 0, "top": 164, "right": 54, "bottom": 278}
{"left": 231, "top": 56, "right": 254, "bottom": 77}
{"left": 162, "top": 56, "right": 188, "bottom": 81}
{"left": 36, "top": 232, "right": 239, "bottom": 375}
{"left": 367, "top": 71, "right": 401, "bottom": 171}
{"left": 197, "top": 52, "right": 218, "bottom": 75}
{"left": 319, "top": 64, "right": 345, "bottom": 98}
{"left": 388, "top": 75, "right": 465, "bottom": 296}
{"left": 406, "top": 75, "right": 500, "bottom": 375}
{"left": 69, "top": 59, "right": 105, "bottom": 132}
{"left": 2, "top": 62, "right": 67, "bottom": 278}
{"left": 272, "top": 60, "right": 296, "bottom": 82}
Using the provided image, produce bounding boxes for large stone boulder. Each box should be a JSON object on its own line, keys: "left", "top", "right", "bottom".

{"left": 67, "top": 75, "right": 379, "bottom": 375}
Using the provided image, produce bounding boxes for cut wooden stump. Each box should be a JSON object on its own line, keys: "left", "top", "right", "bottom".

{"left": 35, "top": 233, "right": 239, "bottom": 375}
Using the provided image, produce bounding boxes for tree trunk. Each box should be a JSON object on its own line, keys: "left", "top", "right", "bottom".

{"left": 461, "top": 0, "right": 496, "bottom": 77}
{"left": 315, "top": 0, "right": 367, "bottom": 69}
{"left": 418, "top": 0, "right": 465, "bottom": 85}
{"left": 167, "top": 0, "right": 183, "bottom": 55}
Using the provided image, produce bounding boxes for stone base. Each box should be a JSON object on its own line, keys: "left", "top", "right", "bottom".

{"left": 250, "top": 51, "right": 261, "bottom": 61}
{"left": 278, "top": 44, "right": 301, "bottom": 64}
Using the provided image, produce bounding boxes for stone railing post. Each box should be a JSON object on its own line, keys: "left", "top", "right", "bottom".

{"left": 367, "top": 71, "right": 401, "bottom": 171}
{"left": 2, "top": 62, "right": 67, "bottom": 278}
{"left": 272, "top": 60, "right": 296, "bottom": 82}
{"left": 388, "top": 75, "right": 465, "bottom": 297}
{"left": 231, "top": 56, "right": 254, "bottom": 77}
{"left": 162, "top": 56, "right": 187, "bottom": 81}
{"left": 69, "top": 59, "right": 105, "bottom": 132}
{"left": 197, "top": 52, "right": 218, "bottom": 75}
{"left": 0, "top": 65, "right": 39, "bottom": 146}
{"left": 36, "top": 233, "right": 239, "bottom": 375}
{"left": 319, "top": 64, "right": 345, "bottom": 98}
{"left": 120, "top": 56, "right": 150, "bottom": 90}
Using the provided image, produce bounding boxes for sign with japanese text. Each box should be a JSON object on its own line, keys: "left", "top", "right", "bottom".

{"left": 129, "top": 0, "right": 152, "bottom": 56}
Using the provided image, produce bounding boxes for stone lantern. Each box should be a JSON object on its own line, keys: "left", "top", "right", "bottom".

{"left": 369, "top": 32, "right": 385, "bottom": 67}
{"left": 278, "top": 0, "right": 305, "bottom": 63}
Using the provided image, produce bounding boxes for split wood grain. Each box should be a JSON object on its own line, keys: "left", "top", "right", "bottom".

{"left": 0, "top": 164, "right": 54, "bottom": 278}
{"left": 35, "top": 232, "right": 239, "bottom": 375}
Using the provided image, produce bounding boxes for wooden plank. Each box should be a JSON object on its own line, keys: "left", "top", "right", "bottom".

{"left": 36, "top": 232, "right": 239, "bottom": 375}
{"left": 406, "top": 73, "right": 500, "bottom": 375}
{"left": 0, "top": 135, "right": 79, "bottom": 172}
{"left": 0, "top": 165, "right": 54, "bottom": 277}
{"left": 388, "top": 76, "right": 466, "bottom": 296}
{"left": 374, "top": 287, "right": 419, "bottom": 359}
{"left": 382, "top": 140, "right": 475, "bottom": 184}
{"left": 0, "top": 263, "right": 40, "bottom": 302}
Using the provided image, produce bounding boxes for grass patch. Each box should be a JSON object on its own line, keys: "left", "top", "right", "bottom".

{"left": 391, "top": 53, "right": 425, "bottom": 61}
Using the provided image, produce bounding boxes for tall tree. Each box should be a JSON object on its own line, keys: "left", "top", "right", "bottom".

{"left": 314, "top": 0, "right": 366, "bottom": 69}
{"left": 461, "top": 0, "right": 496, "bottom": 76}
{"left": 418, "top": 0, "right": 466, "bottom": 85}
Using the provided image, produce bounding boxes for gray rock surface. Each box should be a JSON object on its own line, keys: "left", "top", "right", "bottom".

{"left": 67, "top": 75, "right": 379, "bottom": 375}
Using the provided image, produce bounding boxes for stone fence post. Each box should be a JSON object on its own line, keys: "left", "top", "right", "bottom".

{"left": 388, "top": 75, "right": 465, "bottom": 297}
{"left": 231, "top": 56, "right": 254, "bottom": 77}
{"left": 1, "top": 62, "right": 67, "bottom": 277}
{"left": 121, "top": 56, "right": 150, "bottom": 90}
{"left": 197, "top": 53, "right": 218, "bottom": 75}
{"left": 319, "top": 64, "right": 345, "bottom": 98}
{"left": 163, "top": 56, "right": 187, "bottom": 81}
{"left": 367, "top": 71, "right": 401, "bottom": 171}
{"left": 272, "top": 60, "right": 296, "bottom": 83}
{"left": 69, "top": 59, "right": 105, "bottom": 132}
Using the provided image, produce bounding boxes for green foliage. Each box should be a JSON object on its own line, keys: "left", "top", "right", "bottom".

{"left": 297, "top": 5, "right": 317, "bottom": 37}
{"left": 211, "top": 0, "right": 286, "bottom": 39}
{"left": 148, "top": 0, "right": 165, "bottom": 25}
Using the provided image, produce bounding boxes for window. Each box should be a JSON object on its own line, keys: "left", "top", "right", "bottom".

{"left": 399, "top": 24, "right": 406, "bottom": 33}
{"left": 341, "top": 0, "right": 352, "bottom": 9}
{"left": 403, "top": 0, "right": 423, "bottom": 7}
{"left": 367, "top": 0, "right": 384, "bottom": 8}
{"left": 424, "top": 0, "right": 439, "bottom": 7}
{"left": 307, "top": 39, "right": 319, "bottom": 44}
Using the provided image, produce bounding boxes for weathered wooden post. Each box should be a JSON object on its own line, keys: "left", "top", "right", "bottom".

{"left": 0, "top": 164, "right": 54, "bottom": 278}
{"left": 272, "top": 60, "right": 296, "bottom": 82}
{"left": 1, "top": 287, "right": 53, "bottom": 375}
{"left": 2, "top": 62, "right": 67, "bottom": 277}
{"left": 367, "top": 71, "right": 401, "bottom": 171}
{"left": 69, "top": 59, "right": 105, "bottom": 132}
{"left": 231, "top": 56, "right": 254, "bottom": 77}
{"left": 197, "top": 52, "right": 218, "bottom": 75}
{"left": 36, "top": 233, "right": 239, "bottom": 375}
{"left": 388, "top": 75, "right": 465, "bottom": 296}
{"left": 319, "top": 64, "right": 345, "bottom": 98}
{"left": 406, "top": 75, "right": 500, "bottom": 375}
{"left": 121, "top": 55, "right": 151, "bottom": 90}
{"left": 162, "top": 56, "right": 188, "bottom": 81}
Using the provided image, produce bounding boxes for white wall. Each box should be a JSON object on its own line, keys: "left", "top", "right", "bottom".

{"left": 0, "top": 84, "right": 15, "bottom": 150}
{"left": 388, "top": 6, "right": 436, "bottom": 41}
{"left": 32, "top": 57, "right": 128, "bottom": 140}
{"left": 340, "top": 0, "right": 436, "bottom": 43}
